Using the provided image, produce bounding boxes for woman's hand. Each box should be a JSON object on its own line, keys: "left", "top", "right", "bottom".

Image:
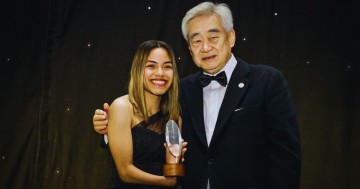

{"left": 164, "top": 140, "right": 187, "bottom": 164}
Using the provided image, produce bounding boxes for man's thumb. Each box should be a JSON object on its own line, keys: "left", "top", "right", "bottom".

{"left": 103, "top": 103, "right": 110, "bottom": 112}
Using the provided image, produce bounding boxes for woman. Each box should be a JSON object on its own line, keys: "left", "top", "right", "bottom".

{"left": 107, "top": 40, "right": 184, "bottom": 188}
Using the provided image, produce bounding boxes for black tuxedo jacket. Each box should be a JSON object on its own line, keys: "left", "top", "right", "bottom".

{"left": 179, "top": 58, "right": 301, "bottom": 189}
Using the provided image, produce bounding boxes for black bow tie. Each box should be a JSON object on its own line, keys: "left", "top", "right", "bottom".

{"left": 199, "top": 71, "right": 227, "bottom": 87}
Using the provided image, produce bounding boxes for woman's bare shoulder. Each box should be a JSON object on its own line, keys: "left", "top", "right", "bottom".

{"left": 109, "top": 95, "right": 132, "bottom": 113}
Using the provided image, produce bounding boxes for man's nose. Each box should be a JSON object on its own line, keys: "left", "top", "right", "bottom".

{"left": 201, "top": 40, "right": 212, "bottom": 52}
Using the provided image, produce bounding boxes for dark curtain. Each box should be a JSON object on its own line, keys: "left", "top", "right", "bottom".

{"left": 0, "top": 0, "right": 359, "bottom": 188}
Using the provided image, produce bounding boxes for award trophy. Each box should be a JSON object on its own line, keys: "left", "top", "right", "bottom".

{"left": 163, "top": 120, "right": 185, "bottom": 177}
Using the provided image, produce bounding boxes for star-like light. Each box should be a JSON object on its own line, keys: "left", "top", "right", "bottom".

{"left": 346, "top": 65, "right": 351, "bottom": 71}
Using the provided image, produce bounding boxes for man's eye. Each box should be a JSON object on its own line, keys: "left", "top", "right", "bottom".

{"left": 192, "top": 40, "right": 201, "bottom": 45}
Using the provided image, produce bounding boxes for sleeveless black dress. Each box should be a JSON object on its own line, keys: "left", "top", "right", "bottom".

{"left": 108, "top": 112, "right": 176, "bottom": 189}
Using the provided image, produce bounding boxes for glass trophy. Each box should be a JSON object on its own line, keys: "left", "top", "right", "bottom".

{"left": 163, "top": 120, "right": 185, "bottom": 177}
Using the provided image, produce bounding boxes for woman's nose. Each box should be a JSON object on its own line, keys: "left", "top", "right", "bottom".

{"left": 155, "top": 67, "right": 164, "bottom": 76}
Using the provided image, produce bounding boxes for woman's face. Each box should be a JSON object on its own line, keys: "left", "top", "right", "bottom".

{"left": 143, "top": 47, "right": 174, "bottom": 97}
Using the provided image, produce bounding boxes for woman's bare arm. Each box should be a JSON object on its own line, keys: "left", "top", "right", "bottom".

{"left": 108, "top": 96, "right": 176, "bottom": 187}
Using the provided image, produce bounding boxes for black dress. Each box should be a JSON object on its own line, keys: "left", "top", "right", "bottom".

{"left": 108, "top": 112, "right": 176, "bottom": 189}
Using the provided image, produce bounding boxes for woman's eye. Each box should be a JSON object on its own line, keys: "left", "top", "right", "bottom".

{"left": 146, "top": 64, "right": 155, "bottom": 68}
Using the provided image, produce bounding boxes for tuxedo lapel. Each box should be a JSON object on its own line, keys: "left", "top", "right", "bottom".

{"left": 209, "top": 59, "right": 250, "bottom": 147}
{"left": 184, "top": 72, "right": 208, "bottom": 148}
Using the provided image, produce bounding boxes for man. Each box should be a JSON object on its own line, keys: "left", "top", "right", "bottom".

{"left": 93, "top": 2, "right": 301, "bottom": 189}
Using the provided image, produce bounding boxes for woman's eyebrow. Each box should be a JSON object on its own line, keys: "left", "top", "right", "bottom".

{"left": 146, "top": 60, "right": 173, "bottom": 64}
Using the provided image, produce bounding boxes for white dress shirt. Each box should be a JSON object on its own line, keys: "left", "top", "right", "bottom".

{"left": 203, "top": 54, "right": 237, "bottom": 189}
{"left": 203, "top": 54, "right": 237, "bottom": 145}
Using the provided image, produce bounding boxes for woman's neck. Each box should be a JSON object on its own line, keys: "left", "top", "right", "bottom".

{"left": 144, "top": 92, "right": 162, "bottom": 116}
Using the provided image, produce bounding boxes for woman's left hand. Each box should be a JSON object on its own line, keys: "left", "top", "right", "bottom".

{"left": 164, "top": 140, "right": 187, "bottom": 164}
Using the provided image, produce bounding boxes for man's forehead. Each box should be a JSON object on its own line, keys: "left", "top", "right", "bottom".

{"left": 188, "top": 15, "right": 223, "bottom": 30}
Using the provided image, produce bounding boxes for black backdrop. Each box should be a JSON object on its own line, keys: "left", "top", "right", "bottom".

{"left": 0, "top": 0, "right": 359, "bottom": 188}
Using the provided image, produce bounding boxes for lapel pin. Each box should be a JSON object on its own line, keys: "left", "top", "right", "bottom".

{"left": 238, "top": 83, "right": 245, "bottom": 88}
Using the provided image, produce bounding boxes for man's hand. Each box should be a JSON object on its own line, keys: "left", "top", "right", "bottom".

{"left": 93, "top": 103, "right": 109, "bottom": 134}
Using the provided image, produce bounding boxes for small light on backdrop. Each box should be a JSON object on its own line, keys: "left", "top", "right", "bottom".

{"left": 55, "top": 170, "right": 61, "bottom": 175}
{"left": 66, "top": 107, "right": 71, "bottom": 112}
{"left": 243, "top": 38, "right": 246, "bottom": 41}
{"left": 87, "top": 42, "right": 92, "bottom": 47}
{"left": 346, "top": 65, "right": 351, "bottom": 71}
{"left": 6, "top": 58, "right": 11, "bottom": 62}
{"left": 178, "top": 57, "right": 181, "bottom": 60}
{"left": 2, "top": 156, "right": 5, "bottom": 160}
{"left": 306, "top": 61, "right": 310, "bottom": 65}
{"left": 274, "top": 12, "right": 278, "bottom": 16}
{"left": 148, "top": 6, "right": 151, "bottom": 10}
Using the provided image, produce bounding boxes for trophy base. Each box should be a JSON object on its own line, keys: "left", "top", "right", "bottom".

{"left": 163, "top": 163, "right": 185, "bottom": 177}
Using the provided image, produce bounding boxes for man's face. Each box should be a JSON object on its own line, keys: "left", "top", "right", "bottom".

{"left": 187, "top": 14, "right": 235, "bottom": 74}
